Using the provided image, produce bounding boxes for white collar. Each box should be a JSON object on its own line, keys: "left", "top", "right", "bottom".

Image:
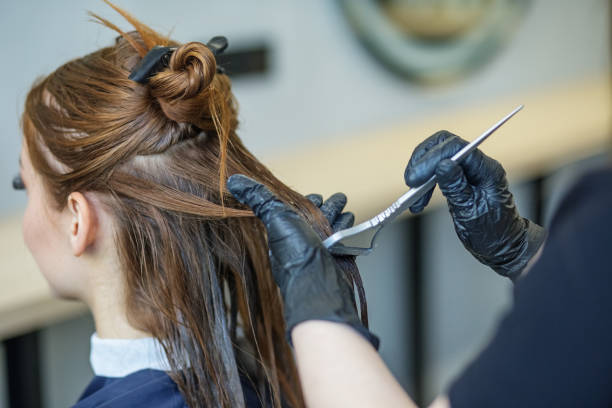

{"left": 89, "top": 332, "right": 171, "bottom": 378}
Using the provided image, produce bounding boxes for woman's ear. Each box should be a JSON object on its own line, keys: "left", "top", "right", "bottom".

{"left": 66, "top": 192, "right": 98, "bottom": 257}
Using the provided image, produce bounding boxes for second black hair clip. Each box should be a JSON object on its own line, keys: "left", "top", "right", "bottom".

{"left": 129, "top": 36, "right": 228, "bottom": 84}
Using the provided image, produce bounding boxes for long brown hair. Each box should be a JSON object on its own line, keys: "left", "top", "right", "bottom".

{"left": 22, "top": 2, "right": 368, "bottom": 407}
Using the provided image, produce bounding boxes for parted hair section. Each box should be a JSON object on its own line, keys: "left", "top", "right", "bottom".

{"left": 21, "top": 2, "right": 369, "bottom": 407}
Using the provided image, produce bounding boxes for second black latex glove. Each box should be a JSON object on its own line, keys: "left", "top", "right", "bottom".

{"left": 227, "top": 174, "right": 378, "bottom": 348}
{"left": 404, "top": 131, "right": 546, "bottom": 280}
{"left": 305, "top": 192, "right": 355, "bottom": 233}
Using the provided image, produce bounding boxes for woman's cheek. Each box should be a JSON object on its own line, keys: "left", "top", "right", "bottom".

{"left": 22, "top": 199, "right": 39, "bottom": 256}
{"left": 22, "top": 196, "right": 65, "bottom": 297}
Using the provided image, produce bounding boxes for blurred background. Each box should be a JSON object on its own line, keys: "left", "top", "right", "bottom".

{"left": 0, "top": 0, "right": 609, "bottom": 406}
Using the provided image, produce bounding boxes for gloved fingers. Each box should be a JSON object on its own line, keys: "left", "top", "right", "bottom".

{"left": 406, "top": 133, "right": 470, "bottom": 186}
{"left": 320, "top": 193, "right": 348, "bottom": 225}
{"left": 424, "top": 137, "right": 503, "bottom": 187}
{"left": 226, "top": 174, "right": 291, "bottom": 225}
{"left": 405, "top": 130, "right": 457, "bottom": 186}
{"left": 405, "top": 129, "right": 506, "bottom": 191}
{"left": 305, "top": 193, "right": 323, "bottom": 208}
{"left": 407, "top": 130, "right": 456, "bottom": 166}
{"left": 306, "top": 192, "right": 354, "bottom": 233}
{"left": 461, "top": 150, "right": 507, "bottom": 188}
{"left": 228, "top": 173, "right": 323, "bottom": 253}
{"left": 435, "top": 159, "right": 476, "bottom": 209}
{"left": 409, "top": 186, "right": 435, "bottom": 213}
{"left": 332, "top": 211, "right": 355, "bottom": 232}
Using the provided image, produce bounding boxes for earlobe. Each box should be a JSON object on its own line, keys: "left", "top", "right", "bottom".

{"left": 67, "top": 192, "right": 98, "bottom": 257}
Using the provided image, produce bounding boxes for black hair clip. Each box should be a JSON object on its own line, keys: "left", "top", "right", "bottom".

{"left": 206, "top": 36, "right": 228, "bottom": 56}
{"left": 207, "top": 36, "right": 228, "bottom": 75}
{"left": 129, "top": 36, "right": 229, "bottom": 84}
{"left": 128, "top": 46, "right": 176, "bottom": 84}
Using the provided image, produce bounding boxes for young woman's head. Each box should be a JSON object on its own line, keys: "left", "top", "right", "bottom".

{"left": 19, "top": 3, "right": 366, "bottom": 407}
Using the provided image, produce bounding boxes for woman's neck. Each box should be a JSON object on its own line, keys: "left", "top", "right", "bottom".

{"left": 86, "top": 265, "right": 152, "bottom": 339}
{"left": 91, "top": 301, "right": 151, "bottom": 339}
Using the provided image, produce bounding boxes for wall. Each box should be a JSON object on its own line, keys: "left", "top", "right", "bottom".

{"left": 0, "top": 0, "right": 609, "bottom": 213}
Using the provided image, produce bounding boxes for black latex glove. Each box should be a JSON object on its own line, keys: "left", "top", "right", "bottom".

{"left": 227, "top": 174, "right": 378, "bottom": 348}
{"left": 404, "top": 131, "right": 546, "bottom": 281}
{"left": 305, "top": 192, "right": 355, "bottom": 233}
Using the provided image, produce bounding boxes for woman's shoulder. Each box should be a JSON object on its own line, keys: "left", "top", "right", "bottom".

{"left": 73, "top": 369, "right": 186, "bottom": 408}
{"left": 73, "top": 369, "right": 264, "bottom": 407}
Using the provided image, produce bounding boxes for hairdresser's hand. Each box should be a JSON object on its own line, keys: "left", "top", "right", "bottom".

{"left": 404, "top": 131, "right": 546, "bottom": 281}
{"left": 306, "top": 193, "right": 355, "bottom": 233}
{"left": 227, "top": 175, "right": 378, "bottom": 348}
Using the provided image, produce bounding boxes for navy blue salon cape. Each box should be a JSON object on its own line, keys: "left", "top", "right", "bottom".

{"left": 73, "top": 368, "right": 262, "bottom": 407}
{"left": 449, "top": 166, "right": 612, "bottom": 407}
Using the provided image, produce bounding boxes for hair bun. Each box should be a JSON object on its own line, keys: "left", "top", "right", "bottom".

{"left": 149, "top": 42, "right": 217, "bottom": 124}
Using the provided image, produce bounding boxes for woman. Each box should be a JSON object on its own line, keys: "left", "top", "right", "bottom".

{"left": 13, "top": 2, "right": 367, "bottom": 407}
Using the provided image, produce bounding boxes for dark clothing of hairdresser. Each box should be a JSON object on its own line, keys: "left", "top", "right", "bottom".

{"left": 228, "top": 129, "right": 612, "bottom": 408}
{"left": 403, "top": 132, "right": 612, "bottom": 407}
